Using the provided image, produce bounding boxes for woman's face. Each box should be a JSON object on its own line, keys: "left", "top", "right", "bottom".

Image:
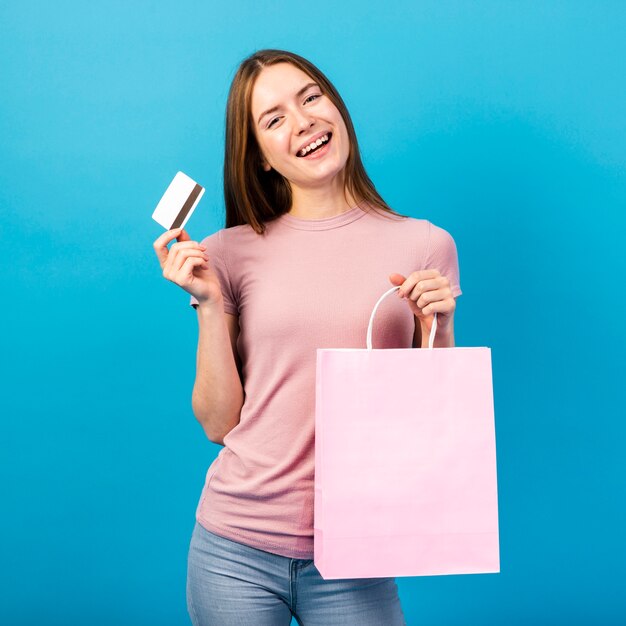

{"left": 250, "top": 63, "right": 350, "bottom": 190}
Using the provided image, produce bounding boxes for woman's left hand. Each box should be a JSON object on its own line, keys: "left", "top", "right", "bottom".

{"left": 389, "top": 270, "right": 456, "bottom": 329}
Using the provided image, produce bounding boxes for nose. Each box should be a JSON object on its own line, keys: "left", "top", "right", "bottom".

{"left": 294, "top": 110, "right": 315, "bottom": 134}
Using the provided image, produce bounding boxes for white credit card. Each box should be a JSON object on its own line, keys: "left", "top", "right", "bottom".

{"left": 152, "top": 171, "right": 205, "bottom": 230}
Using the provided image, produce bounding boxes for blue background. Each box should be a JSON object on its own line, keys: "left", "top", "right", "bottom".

{"left": 1, "top": 1, "right": 625, "bottom": 624}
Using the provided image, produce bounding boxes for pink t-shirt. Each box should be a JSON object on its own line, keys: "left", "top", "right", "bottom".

{"left": 189, "top": 201, "right": 462, "bottom": 558}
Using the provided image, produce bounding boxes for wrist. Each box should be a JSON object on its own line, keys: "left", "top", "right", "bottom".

{"left": 419, "top": 315, "right": 454, "bottom": 348}
{"left": 196, "top": 297, "right": 224, "bottom": 316}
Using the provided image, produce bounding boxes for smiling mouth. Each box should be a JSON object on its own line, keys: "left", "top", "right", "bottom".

{"left": 296, "top": 132, "right": 333, "bottom": 157}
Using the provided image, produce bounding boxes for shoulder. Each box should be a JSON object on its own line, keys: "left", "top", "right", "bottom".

{"left": 422, "top": 220, "right": 461, "bottom": 271}
{"left": 198, "top": 223, "right": 257, "bottom": 252}
{"left": 394, "top": 215, "right": 460, "bottom": 263}
{"left": 425, "top": 221, "right": 459, "bottom": 251}
{"left": 367, "top": 209, "right": 430, "bottom": 235}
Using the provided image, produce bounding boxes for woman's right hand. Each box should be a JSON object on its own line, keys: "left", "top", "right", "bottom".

{"left": 153, "top": 227, "right": 223, "bottom": 307}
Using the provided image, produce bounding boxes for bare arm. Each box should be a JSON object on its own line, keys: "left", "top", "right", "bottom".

{"left": 191, "top": 304, "right": 244, "bottom": 445}
{"left": 412, "top": 310, "right": 456, "bottom": 348}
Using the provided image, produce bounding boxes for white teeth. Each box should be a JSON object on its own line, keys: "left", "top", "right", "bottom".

{"left": 298, "top": 134, "right": 330, "bottom": 157}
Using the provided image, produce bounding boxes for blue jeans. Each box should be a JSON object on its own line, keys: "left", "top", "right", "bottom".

{"left": 186, "top": 521, "right": 406, "bottom": 625}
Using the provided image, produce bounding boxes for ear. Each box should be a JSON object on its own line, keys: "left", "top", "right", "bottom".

{"left": 262, "top": 161, "right": 271, "bottom": 172}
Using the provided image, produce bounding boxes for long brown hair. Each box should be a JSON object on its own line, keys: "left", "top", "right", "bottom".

{"left": 223, "top": 49, "right": 407, "bottom": 234}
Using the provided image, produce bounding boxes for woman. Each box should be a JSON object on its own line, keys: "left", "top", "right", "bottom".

{"left": 153, "top": 49, "right": 461, "bottom": 625}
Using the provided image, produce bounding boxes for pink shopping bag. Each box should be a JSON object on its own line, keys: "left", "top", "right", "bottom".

{"left": 314, "top": 285, "right": 499, "bottom": 579}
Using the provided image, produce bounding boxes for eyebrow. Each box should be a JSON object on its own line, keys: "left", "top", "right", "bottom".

{"left": 257, "top": 82, "right": 320, "bottom": 126}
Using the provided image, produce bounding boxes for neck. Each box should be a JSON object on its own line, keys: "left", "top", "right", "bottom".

{"left": 288, "top": 172, "right": 358, "bottom": 219}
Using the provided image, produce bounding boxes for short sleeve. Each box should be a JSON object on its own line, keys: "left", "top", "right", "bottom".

{"left": 424, "top": 221, "right": 462, "bottom": 297}
{"left": 189, "top": 229, "right": 238, "bottom": 315}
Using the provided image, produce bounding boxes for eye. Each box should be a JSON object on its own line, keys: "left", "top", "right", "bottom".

{"left": 266, "top": 94, "right": 321, "bottom": 129}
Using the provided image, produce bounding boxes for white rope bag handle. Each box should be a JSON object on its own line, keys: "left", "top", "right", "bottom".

{"left": 366, "top": 285, "right": 438, "bottom": 351}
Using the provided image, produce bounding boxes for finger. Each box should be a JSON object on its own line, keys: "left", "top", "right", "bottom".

{"left": 176, "top": 229, "right": 191, "bottom": 242}
{"left": 164, "top": 253, "right": 207, "bottom": 283}
{"left": 415, "top": 287, "right": 449, "bottom": 310}
{"left": 407, "top": 277, "right": 448, "bottom": 301}
{"left": 153, "top": 227, "right": 184, "bottom": 266}
{"left": 163, "top": 241, "right": 206, "bottom": 274}
{"left": 389, "top": 272, "right": 406, "bottom": 285}
{"left": 398, "top": 270, "right": 440, "bottom": 297}
{"left": 163, "top": 248, "right": 208, "bottom": 281}
{"left": 175, "top": 256, "right": 208, "bottom": 283}
{"left": 155, "top": 227, "right": 184, "bottom": 245}
{"left": 166, "top": 247, "right": 208, "bottom": 274}
{"left": 422, "top": 297, "right": 456, "bottom": 317}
